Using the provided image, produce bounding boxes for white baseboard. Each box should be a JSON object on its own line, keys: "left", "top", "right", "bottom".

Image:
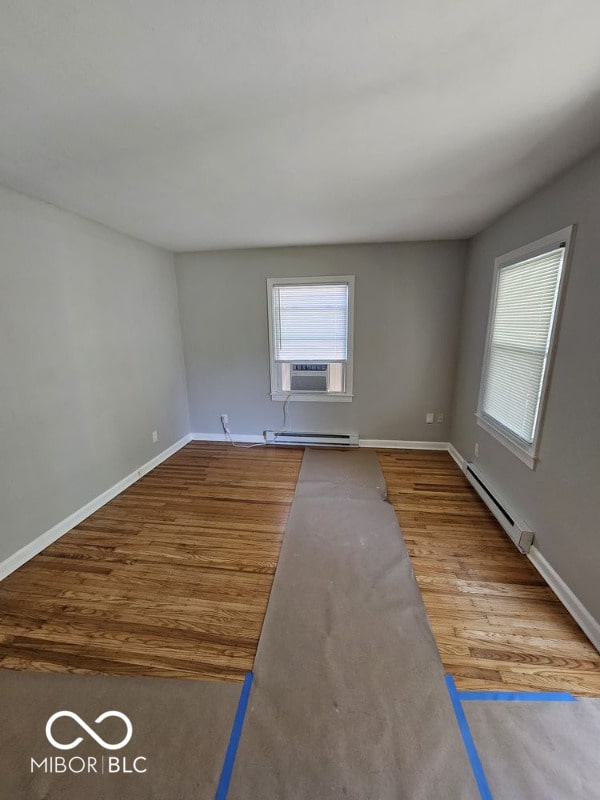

{"left": 447, "top": 442, "right": 467, "bottom": 472}
{"left": 191, "top": 432, "right": 265, "bottom": 443}
{"left": 528, "top": 546, "right": 600, "bottom": 653}
{"left": 0, "top": 433, "right": 192, "bottom": 582}
{"left": 359, "top": 439, "right": 449, "bottom": 450}
{"left": 191, "top": 432, "right": 450, "bottom": 450}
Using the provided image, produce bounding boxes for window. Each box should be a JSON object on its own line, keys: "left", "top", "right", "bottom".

{"left": 477, "top": 226, "right": 573, "bottom": 468}
{"left": 267, "top": 276, "right": 355, "bottom": 401}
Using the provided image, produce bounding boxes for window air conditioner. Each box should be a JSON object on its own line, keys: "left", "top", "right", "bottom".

{"left": 290, "top": 363, "right": 329, "bottom": 392}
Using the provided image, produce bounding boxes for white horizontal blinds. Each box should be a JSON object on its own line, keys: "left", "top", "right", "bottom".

{"left": 273, "top": 283, "right": 349, "bottom": 362}
{"left": 482, "top": 247, "right": 565, "bottom": 444}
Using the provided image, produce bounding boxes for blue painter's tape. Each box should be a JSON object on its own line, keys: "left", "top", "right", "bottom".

{"left": 215, "top": 671, "right": 254, "bottom": 800}
{"left": 445, "top": 674, "right": 494, "bottom": 800}
{"left": 457, "top": 690, "right": 575, "bottom": 702}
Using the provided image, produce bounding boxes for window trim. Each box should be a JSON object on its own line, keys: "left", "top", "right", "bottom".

{"left": 266, "top": 275, "right": 355, "bottom": 402}
{"left": 475, "top": 225, "right": 575, "bottom": 469}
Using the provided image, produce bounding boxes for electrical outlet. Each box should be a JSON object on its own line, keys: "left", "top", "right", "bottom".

{"left": 152, "top": 430, "right": 158, "bottom": 443}
{"left": 220, "top": 414, "right": 228, "bottom": 426}
{"left": 436, "top": 412, "right": 444, "bottom": 424}
{"left": 474, "top": 442, "right": 480, "bottom": 458}
{"left": 425, "top": 412, "right": 434, "bottom": 424}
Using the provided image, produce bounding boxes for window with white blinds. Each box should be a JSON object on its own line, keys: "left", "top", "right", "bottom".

{"left": 477, "top": 228, "right": 572, "bottom": 467}
{"left": 272, "top": 283, "right": 349, "bottom": 362}
{"left": 267, "top": 276, "right": 355, "bottom": 400}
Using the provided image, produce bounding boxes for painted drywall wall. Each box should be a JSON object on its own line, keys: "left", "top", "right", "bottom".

{"left": 175, "top": 242, "right": 466, "bottom": 441}
{"left": 451, "top": 147, "right": 600, "bottom": 623}
{"left": 0, "top": 184, "right": 190, "bottom": 563}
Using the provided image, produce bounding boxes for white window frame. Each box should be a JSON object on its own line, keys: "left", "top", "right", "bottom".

{"left": 267, "top": 275, "right": 355, "bottom": 402}
{"left": 476, "top": 226, "right": 574, "bottom": 469}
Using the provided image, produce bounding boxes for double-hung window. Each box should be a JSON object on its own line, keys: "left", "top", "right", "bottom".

{"left": 477, "top": 226, "right": 573, "bottom": 468}
{"left": 267, "top": 276, "right": 355, "bottom": 401}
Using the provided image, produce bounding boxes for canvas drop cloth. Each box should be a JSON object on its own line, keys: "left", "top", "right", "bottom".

{"left": 0, "top": 668, "right": 240, "bottom": 799}
{"left": 228, "top": 448, "right": 480, "bottom": 799}
{"left": 465, "top": 698, "right": 600, "bottom": 800}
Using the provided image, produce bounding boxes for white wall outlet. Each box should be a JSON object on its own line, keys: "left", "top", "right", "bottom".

{"left": 220, "top": 413, "right": 228, "bottom": 426}
{"left": 152, "top": 430, "right": 158, "bottom": 443}
{"left": 425, "top": 412, "right": 434, "bottom": 424}
{"left": 474, "top": 442, "right": 480, "bottom": 458}
{"left": 436, "top": 412, "right": 444, "bottom": 424}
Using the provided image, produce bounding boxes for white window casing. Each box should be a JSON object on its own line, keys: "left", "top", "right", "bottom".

{"left": 476, "top": 226, "right": 574, "bottom": 468}
{"left": 267, "top": 276, "right": 355, "bottom": 402}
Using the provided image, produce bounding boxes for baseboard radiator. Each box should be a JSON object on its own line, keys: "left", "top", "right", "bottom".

{"left": 464, "top": 462, "right": 534, "bottom": 554}
{"left": 264, "top": 430, "right": 359, "bottom": 447}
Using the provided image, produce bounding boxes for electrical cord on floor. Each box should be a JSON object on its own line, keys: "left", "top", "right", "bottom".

{"left": 222, "top": 422, "right": 267, "bottom": 448}
{"left": 222, "top": 392, "right": 292, "bottom": 448}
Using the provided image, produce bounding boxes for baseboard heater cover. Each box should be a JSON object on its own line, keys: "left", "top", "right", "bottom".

{"left": 465, "top": 462, "right": 534, "bottom": 554}
{"left": 264, "top": 430, "right": 359, "bottom": 447}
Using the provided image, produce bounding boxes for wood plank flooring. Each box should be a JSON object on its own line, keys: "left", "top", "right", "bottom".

{"left": 378, "top": 449, "right": 600, "bottom": 697}
{"left": 0, "top": 443, "right": 597, "bottom": 695}
{"left": 0, "top": 442, "right": 302, "bottom": 681}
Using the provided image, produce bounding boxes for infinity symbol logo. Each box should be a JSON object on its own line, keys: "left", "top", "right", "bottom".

{"left": 45, "top": 711, "right": 133, "bottom": 751}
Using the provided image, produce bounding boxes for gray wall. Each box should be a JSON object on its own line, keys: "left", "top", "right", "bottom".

{"left": 452, "top": 147, "right": 600, "bottom": 622}
{"left": 0, "top": 184, "right": 190, "bottom": 563}
{"left": 176, "top": 242, "right": 466, "bottom": 441}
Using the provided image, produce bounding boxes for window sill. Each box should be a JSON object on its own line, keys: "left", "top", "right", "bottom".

{"left": 476, "top": 414, "right": 537, "bottom": 470}
{"left": 271, "top": 392, "right": 354, "bottom": 403}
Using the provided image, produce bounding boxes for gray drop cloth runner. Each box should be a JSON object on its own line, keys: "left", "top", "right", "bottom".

{"left": 0, "top": 668, "right": 240, "bottom": 799}
{"left": 465, "top": 699, "right": 600, "bottom": 800}
{"left": 228, "top": 448, "right": 480, "bottom": 799}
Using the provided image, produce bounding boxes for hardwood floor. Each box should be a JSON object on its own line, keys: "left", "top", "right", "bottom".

{"left": 378, "top": 449, "right": 600, "bottom": 697}
{"left": 0, "top": 442, "right": 302, "bottom": 681}
{"left": 0, "top": 443, "right": 598, "bottom": 695}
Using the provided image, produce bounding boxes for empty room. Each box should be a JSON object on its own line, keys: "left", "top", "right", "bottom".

{"left": 1, "top": 2, "right": 599, "bottom": 798}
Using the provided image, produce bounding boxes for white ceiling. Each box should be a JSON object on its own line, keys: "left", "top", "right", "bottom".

{"left": 2, "top": 1, "right": 600, "bottom": 252}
